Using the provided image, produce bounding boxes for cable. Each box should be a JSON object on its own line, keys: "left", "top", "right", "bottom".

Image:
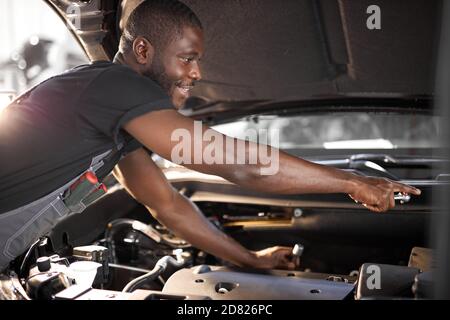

{"left": 122, "top": 255, "right": 185, "bottom": 293}
{"left": 18, "top": 238, "right": 42, "bottom": 278}
{"left": 104, "top": 219, "right": 137, "bottom": 264}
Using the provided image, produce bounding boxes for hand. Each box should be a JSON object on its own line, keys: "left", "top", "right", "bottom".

{"left": 349, "top": 176, "right": 421, "bottom": 212}
{"left": 250, "top": 246, "right": 297, "bottom": 270}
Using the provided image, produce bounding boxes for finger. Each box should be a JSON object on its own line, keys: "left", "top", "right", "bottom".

{"left": 280, "top": 256, "right": 296, "bottom": 270}
{"left": 389, "top": 193, "right": 395, "bottom": 209}
{"left": 349, "top": 194, "right": 359, "bottom": 204}
{"left": 383, "top": 200, "right": 390, "bottom": 212}
{"left": 277, "top": 247, "right": 294, "bottom": 255}
{"left": 382, "top": 194, "right": 391, "bottom": 212}
{"left": 286, "top": 262, "right": 296, "bottom": 270}
{"left": 363, "top": 203, "right": 385, "bottom": 213}
{"left": 293, "top": 256, "right": 301, "bottom": 268}
{"left": 392, "top": 183, "right": 421, "bottom": 196}
{"left": 380, "top": 199, "right": 390, "bottom": 212}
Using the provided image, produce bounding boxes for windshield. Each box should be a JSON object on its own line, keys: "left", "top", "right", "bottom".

{"left": 212, "top": 112, "right": 441, "bottom": 150}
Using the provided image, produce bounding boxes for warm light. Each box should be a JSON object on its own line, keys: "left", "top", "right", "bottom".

{"left": 0, "top": 92, "right": 15, "bottom": 112}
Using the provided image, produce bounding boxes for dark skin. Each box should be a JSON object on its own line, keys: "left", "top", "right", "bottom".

{"left": 112, "top": 26, "right": 421, "bottom": 269}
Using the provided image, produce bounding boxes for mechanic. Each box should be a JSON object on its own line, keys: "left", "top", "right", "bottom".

{"left": 0, "top": 0, "right": 421, "bottom": 272}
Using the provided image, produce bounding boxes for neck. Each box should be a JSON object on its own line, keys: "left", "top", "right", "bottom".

{"left": 113, "top": 51, "right": 143, "bottom": 75}
{"left": 113, "top": 51, "right": 126, "bottom": 64}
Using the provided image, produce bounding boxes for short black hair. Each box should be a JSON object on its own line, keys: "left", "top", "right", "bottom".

{"left": 121, "top": 0, "right": 202, "bottom": 53}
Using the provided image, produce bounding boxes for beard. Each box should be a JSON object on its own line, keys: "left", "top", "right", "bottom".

{"left": 143, "top": 53, "right": 174, "bottom": 95}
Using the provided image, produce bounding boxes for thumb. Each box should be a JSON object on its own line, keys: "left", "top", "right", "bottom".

{"left": 279, "top": 254, "right": 295, "bottom": 269}
{"left": 286, "top": 262, "right": 296, "bottom": 270}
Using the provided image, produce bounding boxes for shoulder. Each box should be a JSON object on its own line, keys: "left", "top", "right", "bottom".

{"left": 84, "top": 61, "right": 167, "bottom": 97}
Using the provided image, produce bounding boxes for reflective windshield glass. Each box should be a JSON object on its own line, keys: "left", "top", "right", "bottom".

{"left": 213, "top": 113, "right": 440, "bottom": 149}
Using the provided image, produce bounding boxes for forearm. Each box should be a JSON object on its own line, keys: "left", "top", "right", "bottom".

{"left": 186, "top": 138, "right": 359, "bottom": 195}
{"left": 147, "top": 190, "right": 257, "bottom": 267}
{"left": 224, "top": 148, "right": 358, "bottom": 195}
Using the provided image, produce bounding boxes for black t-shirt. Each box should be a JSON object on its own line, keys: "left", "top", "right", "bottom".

{"left": 0, "top": 61, "right": 173, "bottom": 213}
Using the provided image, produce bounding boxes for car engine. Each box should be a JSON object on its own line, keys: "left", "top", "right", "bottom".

{"left": 0, "top": 174, "right": 435, "bottom": 300}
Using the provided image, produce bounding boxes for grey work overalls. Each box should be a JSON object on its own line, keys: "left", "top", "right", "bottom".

{"left": 0, "top": 148, "right": 115, "bottom": 271}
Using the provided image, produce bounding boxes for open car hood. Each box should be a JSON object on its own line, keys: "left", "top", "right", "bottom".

{"left": 45, "top": 0, "right": 441, "bottom": 107}
{"left": 1, "top": 1, "right": 446, "bottom": 301}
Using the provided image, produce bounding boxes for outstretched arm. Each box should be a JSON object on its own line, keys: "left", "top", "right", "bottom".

{"left": 113, "top": 148, "right": 294, "bottom": 269}
{"left": 123, "top": 109, "right": 421, "bottom": 213}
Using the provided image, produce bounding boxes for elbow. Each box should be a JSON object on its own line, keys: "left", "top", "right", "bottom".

{"left": 219, "top": 164, "right": 262, "bottom": 185}
{"left": 144, "top": 189, "right": 179, "bottom": 222}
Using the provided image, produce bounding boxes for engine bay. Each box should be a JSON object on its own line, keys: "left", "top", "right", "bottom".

{"left": 0, "top": 178, "right": 435, "bottom": 300}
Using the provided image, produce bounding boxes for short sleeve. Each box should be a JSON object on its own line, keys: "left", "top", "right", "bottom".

{"left": 77, "top": 63, "right": 174, "bottom": 145}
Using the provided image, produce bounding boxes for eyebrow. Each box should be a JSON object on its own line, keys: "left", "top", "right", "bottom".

{"left": 180, "top": 50, "right": 199, "bottom": 55}
{"left": 179, "top": 51, "right": 203, "bottom": 59}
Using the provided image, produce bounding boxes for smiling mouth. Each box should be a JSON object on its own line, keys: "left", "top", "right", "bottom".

{"left": 177, "top": 85, "right": 194, "bottom": 92}
{"left": 175, "top": 83, "right": 194, "bottom": 96}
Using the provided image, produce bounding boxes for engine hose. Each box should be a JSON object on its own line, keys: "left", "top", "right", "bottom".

{"left": 104, "top": 219, "right": 190, "bottom": 263}
{"left": 104, "top": 219, "right": 137, "bottom": 264}
{"left": 122, "top": 255, "right": 185, "bottom": 293}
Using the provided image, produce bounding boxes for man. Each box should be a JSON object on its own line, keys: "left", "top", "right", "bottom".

{"left": 0, "top": 0, "right": 420, "bottom": 271}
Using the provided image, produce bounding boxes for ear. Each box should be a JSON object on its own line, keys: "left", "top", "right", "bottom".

{"left": 132, "top": 36, "right": 154, "bottom": 65}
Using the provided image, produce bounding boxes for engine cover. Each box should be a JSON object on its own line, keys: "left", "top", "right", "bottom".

{"left": 163, "top": 265, "right": 355, "bottom": 300}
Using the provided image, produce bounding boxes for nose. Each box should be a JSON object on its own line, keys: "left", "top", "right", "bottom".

{"left": 189, "top": 61, "right": 202, "bottom": 81}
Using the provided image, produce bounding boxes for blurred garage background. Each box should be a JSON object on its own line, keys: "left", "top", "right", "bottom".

{"left": 0, "top": 0, "right": 88, "bottom": 110}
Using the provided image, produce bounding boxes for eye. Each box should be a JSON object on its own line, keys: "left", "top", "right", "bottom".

{"left": 180, "top": 56, "right": 195, "bottom": 63}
